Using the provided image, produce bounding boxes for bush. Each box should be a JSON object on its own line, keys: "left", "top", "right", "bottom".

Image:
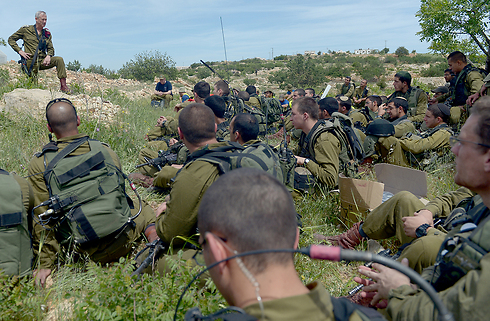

{"left": 420, "top": 62, "right": 446, "bottom": 77}
{"left": 243, "top": 78, "right": 256, "bottom": 86}
{"left": 395, "top": 46, "right": 409, "bottom": 57}
{"left": 119, "top": 50, "right": 177, "bottom": 81}
{"left": 67, "top": 60, "right": 82, "bottom": 72}
{"left": 268, "top": 55, "right": 325, "bottom": 88}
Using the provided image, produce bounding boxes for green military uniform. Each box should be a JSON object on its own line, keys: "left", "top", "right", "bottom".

{"left": 362, "top": 188, "right": 474, "bottom": 273}
{"left": 353, "top": 86, "right": 369, "bottom": 108}
{"left": 387, "top": 87, "right": 428, "bottom": 125}
{"left": 340, "top": 83, "right": 355, "bottom": 99}
{"left": 244, "top": 281, "right": 367, "bottom": 321}
{"left": 484, "top": 73, "right": 490, "bottom": 90}
{"left": 146, "top": 116, "right": 179, "bottom": 141}
{"left": 8, "top": 25, "right": 66, "bottom": 79}
{"left": 295, "top": 122, "right": 341, "bottom": 189}
{"left": 385, "top": 195, "right": 490, "bottom": 321}
{"left": 391, "top": 115, "right": 416, "bottom": 138}
{"left": 451, "top": 64, "right": 485, "bottom": 107}
{"left": 376, "top": 123, "right": 452, "bottom": 167}
{"left": 28, "top": 133, "right": 155, "bottom": 270}
{"left": 0, "top": 170, "right": 34, "bottom": 277}
{"left": 216, "top": 120, "right": 230, "bottom": 141}
{"left": 248, "top": 94, "right": 262, "bottom": 109}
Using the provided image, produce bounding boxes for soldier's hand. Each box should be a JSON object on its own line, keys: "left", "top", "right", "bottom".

{"left": 168, "top": 138, "right": 178, "bottom": 146}
{"left": 378, "top": 104, "right": 387, "bottom": 117}
{"left": 402, "top": 210, "right": 433, "bottom": 238}
{"left": 294, "top": 156, "right": 306, "bottom": 166}
{"left": 43, "top": 55, "right": 51, "bottom": 66}
{"left": 466, "top": 92, "right": 480, "bottom": 107}
{"left": 156, "top": 116, "right": 167, "bottom": 127}
{"left": 156, "top": 202, "right": 167, "bottom": 217}
{"left": 34, "top": 268, "right": 52, "bottom": 287}
{"left": 19, "top": 50, "right": 31, "bottom": 60}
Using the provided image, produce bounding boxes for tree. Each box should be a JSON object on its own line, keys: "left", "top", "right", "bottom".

{"left": 381, "top": 48, "right": 389, "bottom": 54}
{"left": 119, "top": 50, "right": 177, "bottom": 81}
{"left": 395, "top": 46, "right": 409, "bottom": 57}
{"left": 416, "top": 0, "right": 490, "bottom": 71}
{"left": 67, "top": 60, "right": 82, "bottom": 72}
{"left": 268, "top": 55, "right": 325, "bottom": 88}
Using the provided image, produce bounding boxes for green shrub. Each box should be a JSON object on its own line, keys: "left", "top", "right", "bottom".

{"left": 67, "top": 60, "right": 82, "bottom": 72}
{"left": 395, "top": 46, "right": 409, "bottom": 57}
{"left": 119, "top": 50, "right": 177, "bottom": 81}
{"left": 420, "top": 62, "right": 446, "bottom": 77}
{"left": 243, "top": 78, "right": 256, "bottom": 86}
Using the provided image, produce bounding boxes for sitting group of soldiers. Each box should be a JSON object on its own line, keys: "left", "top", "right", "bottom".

{"left": 2, "top": 47, "right": 490, "bottom": 320}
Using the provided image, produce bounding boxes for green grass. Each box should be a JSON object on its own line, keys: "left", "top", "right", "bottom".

{"left": 0, "top": 69, "right": 458, "bottom": 320}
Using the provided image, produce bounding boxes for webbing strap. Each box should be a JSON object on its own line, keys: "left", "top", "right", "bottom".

{"left": 198, "top": 151, "right": 269, "bottom": 173}
{"left": 57, "top": 151, "right": 105, "bottom": 185}
{"left": 43, "top": 136, "right": 89, "bottom": 184}
{"left": 0, "top": 169, "right": 8, "bottom": 175}
{"left": 71, "top": 207, "right": 98, "bottom": 243}
{"left": 0, "top": 212, "right": 22, "bottom": 227}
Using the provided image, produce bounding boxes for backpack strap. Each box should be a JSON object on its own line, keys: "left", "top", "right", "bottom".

{"left": 197, "top": 151, "right": 269, "bottom": 174}
{"left": 331, "top": 297, "right": 386, "bottom": 321}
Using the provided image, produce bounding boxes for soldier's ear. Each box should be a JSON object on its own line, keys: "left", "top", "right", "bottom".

{"left": 76, "top": 115, "right": 81, "bottom": 127}
{"left": 47, "top": 123, "right": 53, "bottom": 133}
{"left": 483, "top": 149, "right": 490, "bottom": 173}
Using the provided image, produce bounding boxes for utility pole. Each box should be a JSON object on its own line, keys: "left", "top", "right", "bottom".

{"left": 272, "top": 48, "right": 274, "bottom": 60}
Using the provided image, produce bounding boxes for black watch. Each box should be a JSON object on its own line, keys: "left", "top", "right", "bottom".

{"left": 415, "top": 223, "right": 431, "bottom": 238}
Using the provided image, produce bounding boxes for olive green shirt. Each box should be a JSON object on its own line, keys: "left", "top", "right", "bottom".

{"left": 146, "top": 116, "right": 179, "bottom": 141}
{"left": 9, "top": 24, "right": 55, "bottom": 57}
{"left": 399, "top": 125, "right": 451, "bottom": 154}
{"left": 244, "top": 281, "right": 364, "bottom": 321}
{"left": 155, "top": 142, "right": 228, "bottom": 246}
{"left": 484, "top": 73, "right": 490, "bottom": 88}
{"left": 465, "top": 70, "right": 485, "bottom": 96}
{"left": 340, "top": 83, "right": 355, "bottom": 98}
{"left": 423, "top": 187, "right": 475, "bottom": 219}
{"left": 389, "top": 88, "right": 428, "bottom": 124}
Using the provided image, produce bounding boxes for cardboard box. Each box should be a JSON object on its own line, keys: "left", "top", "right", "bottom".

{"left": 339, "top": 164, "right": 427, "bottom": 227}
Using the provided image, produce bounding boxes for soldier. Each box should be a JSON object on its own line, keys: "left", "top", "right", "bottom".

{"left": 8, "top": 11, "right": 69, "bottom": 93}
{"left": 386, "top": 71, "right": 428, "bottom": 126}
{"left": 28, "top": 98, "right": 157, "bottom": 287}
{"left": 368, "top": 103, "right": 452, "bottom": 167}
{"left": 337, "top": 96, "right": 353, "bottom": 116}
{"left": 353, "top": 79, "right": 369, "bottom": 108}
{"left": 318, "top": 97, "right": 340, "bottom": 120}
{"left": 151, "top": 76, "right": 173, "bottom": 108}
{"left": 292, "top": 97, "right": 340, "bottom": 189}
{"left": 246, "top": 85, "right": 261, "bottom": 109}
{"left": 179, "top": 87, "right": 190, "bottom": 103}
{"left": 378, "top": 97, "right": 415, "bottom": 138}
{"left": 0, "top": 169, "right": 34, "bottom": 277}
{"left": 195, "top": 168, "right": 380, "bottom": 320}
{"left": 467, "top": 72, "right": 490, "bottom": 107}
{"left": 355, "top": 97, "right": 490, "bottom": 321}
{"left": 339, "top": 76, "right": 355, "bottom": 99}
{"left": 351, "top": 95, "right": 383, "bottom": 129}
{"left": 205, "top": 95, "right": 230, "bottom": 141}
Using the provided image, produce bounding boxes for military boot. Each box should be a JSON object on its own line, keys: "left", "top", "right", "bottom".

{"left": 60, "top": 78, "right": 71, "bottom": 94}
{"left": 128, "top": 172, "right": 154, "bottom": 188}
{"left": 144, "top": 225, "right": 159, "bottom": 243}
{"left": 314, "top": 221, "right": 364, "bottom": 250}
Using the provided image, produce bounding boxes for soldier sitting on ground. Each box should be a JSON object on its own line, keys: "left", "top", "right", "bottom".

{"left": 351, "top": 95, "right": 383, "bottom": 129}
{"left": 8, "top": 11, "right": 70, "bottom": 93}
{"left": 353, "top": 79, "right": 369, "bottom": 108}
{"left": 28, "top": 98, "right": 157, "bottom": 287}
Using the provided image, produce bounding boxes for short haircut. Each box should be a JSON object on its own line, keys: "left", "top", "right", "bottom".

{"left": 295, "top": 88, "right": 306, "bottom": 97}
{"left": 194, "top": 81, "right": 210, "bottom": 99}
{"left": 178, "top": 103, "right": 216, "bottom": 144}
{"left": 215, "top": 80, "right": 230, "bottom": 96}
{"left": 367, "top": 95, "right": 382, "bottom": 107}
{"left": 293, "top": 97, "right": 319, "bottom": 120}
{"left": 345, "top": 76, "right": 351, "bottom": 80}
{"left": 305, "top": 88, "right": 315, "bottom": 96}
{"left": 470, "top": 97, "right": 490, "bottom": 149}
{"left": 238, "top": 91, "right": 250, "bottom": 101}
{"left": 204, "top": 95, "right": 226, "bottom": 119}
{"left": 444, "top": 68, "right": 455, "bottom": 76}
{"left": 395, "top": 71, "right": 411, "bottom": 87}
{"left": 233, "top": 113, "right": 259, "bottom": 142}
{"left": 339, "top": 99, "right": 352, "bottom": 112}
{"left": 45, "top": 98, "right": 78, "bottom": 134}
{"left": 35, "top": 11, "right": 46, "bottom": 18}
{"left": 391, "top": 97, "right": 408, "bottom": 114}
{"left": 318, "top": 97, "right": 339, "bottom": 117}
{"left": 447, "top": 51, "right": 467, "bottom": 64}
{"left": 264, "top": 90, "right": 273, "bottom": 95}
{"left": 428, "top": 103, "right": 450, "bottom": 124}
{"left": 245, "top": 85, "right": 256, "bottom": 95}
{"left": 198, "top": 168, "right": 298, "bottom": 273}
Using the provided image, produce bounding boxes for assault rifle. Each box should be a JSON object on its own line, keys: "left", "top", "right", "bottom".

{"left": 135, "top": 143, "right": 183, "bottom": 171}
{"left": 131, "top": 239, "right": 165, "bottom": 277}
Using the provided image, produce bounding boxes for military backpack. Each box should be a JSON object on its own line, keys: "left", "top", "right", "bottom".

{"left": 257, "top": 96, "right": 283, "bottom": 124}
{"left": 38, "top": 137, "right": 134, "bottom": 245}
{"left": 0, "top": 169, "right": 32, "bottom": 277}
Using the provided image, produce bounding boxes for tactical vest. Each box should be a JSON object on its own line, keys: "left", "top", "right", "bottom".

{"left": 40, "top": 137, "right": 133, "bottom": 245}
{"left": 242, "top": 103, "right": 268, "bottom": 136}
{"left": 216, "top": 120, "right": 230, "bottom": 140}
{"left": 452, "top": 64, "right": 488, "bottom": 106}
{"left": 257, "top": 96, "right": 282, "bottom": 124}
{"left": 388, "top": 87, "right": 424, "bottom": 120}
{"left": 185, "top": 141, "right": 284, "bottom": 184}
{"left": 430, "top": 195, "right": 489, "bottom": 292}
{"left": 0, "top": 169, "right": 32, "bottom": 277}
{"left": 405, "top": 123, "right": 453, "bottom": 167}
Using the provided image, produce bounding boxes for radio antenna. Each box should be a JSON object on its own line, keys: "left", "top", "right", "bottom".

{"left": 220, "top": 17, "right": 228, "bottom": 64}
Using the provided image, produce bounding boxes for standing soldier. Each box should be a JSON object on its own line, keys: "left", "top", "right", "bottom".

{"left": 8, "top": 11, "right": 69, "bottom": 93}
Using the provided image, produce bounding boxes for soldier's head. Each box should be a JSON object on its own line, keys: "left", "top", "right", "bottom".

{"left": 386, "top": 97, "right": 408, "bottom": 120}
{"left": 425, "top": 103, "right": 450, "bottom": 128}
{"left": 193, "top": 81, "right": 210, "bottom": 103}
{"left": 393, "top": 71, "right": 411, "bottom": 92}
{"left": 447, "top": 51, "right": 468, "bottom": 74}
{"left": 178, "top": 103, "right": 216, "bottom": 148}
{"left": 292, "top": 88, "right": 305, "bottom": 100}
{"left": 305, "top": 88, "right": 315, "bottom": 98}
{"left": 197, "top": 168, "right": 298, "bottom": 305}
{"left": 264, "top": 90, "right": 274, "bottom": 98}
{"left": 204, "top": 95, "right": 226, "bottom": 120}
{"left": 444, "top": 68, "right": 455, "bottom": 82}
{"left": 35, "top": 11, "right": 47, "bottom": 29}
{"left": 366, "top": 95, "right": 382, "bottom": 112}
{"left": 431, "top": 86, "right": 449, "bottom": 100}
{"left": 245, "top": 85, "right": 257, "bottom": 95}
{"left": 452, "top": 97, "right": 490, "bottom": 192}
{"left": 338, "top": 96, "right": 352, "bottom": 115}
{"left": 291, "top": 97, "right": 319, "bottom": 130}
{"left": 238, "top": 91, "right": 250, "bottom": 101}
{"left": 230, "top": 113, "right": 259, "bottom": 144}
{"left": 214, "top": 80, "right": 230, "bottom": 97}
{"left": 45, "top": 98, "right": 80, "bottom": 138}
{"left": 360, "top": 79, "right": 367, "bottom": 88}
{"left": 344, "top": 76, "right": 351, "bottom": 86}
{"left": 318, "top": 97, "right": 339, "bottom": 119}
{"left": 158, "top": 76, "right": 167, "bottom": 84}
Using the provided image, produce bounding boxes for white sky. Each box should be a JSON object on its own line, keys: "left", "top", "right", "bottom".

{"left": 0, "top": 0, "right": 429, "bottom": 70}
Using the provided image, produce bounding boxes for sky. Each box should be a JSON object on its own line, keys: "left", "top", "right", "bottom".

{"left": 0, "top": 0, "right": 430, "bottom": 71}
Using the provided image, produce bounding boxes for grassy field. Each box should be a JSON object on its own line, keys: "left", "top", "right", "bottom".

{"left": 0, "top": 71, "right": 457, "bottom": 320}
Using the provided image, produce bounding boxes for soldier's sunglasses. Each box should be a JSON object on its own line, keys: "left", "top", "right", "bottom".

{"left": 449, "top": 135, "right": 490, "bottom": 149}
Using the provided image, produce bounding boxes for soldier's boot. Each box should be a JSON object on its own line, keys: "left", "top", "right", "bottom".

{"left": 60, "top": 78, "right": 71, "bottom": 94}
{"left": 144, "top": 225, "right": 159, "bottom": 243}
{"left": 128, "top": 172, "right": 154, "bottom": 188}
{"left": 314, "top": 222, "right": 364, "bottom": 250}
